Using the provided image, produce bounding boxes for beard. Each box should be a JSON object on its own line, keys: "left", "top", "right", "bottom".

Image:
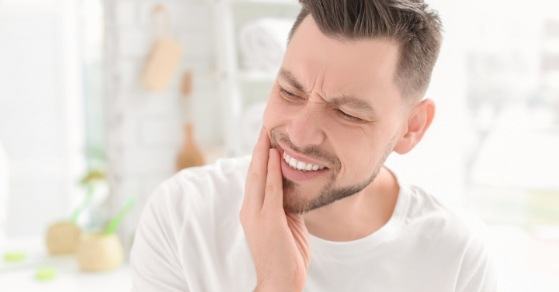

{"left": 270, "top": 127, "right": 397, "bottom": 214}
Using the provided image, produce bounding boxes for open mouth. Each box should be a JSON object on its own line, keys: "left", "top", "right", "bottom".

{"left": 282, "top": 151, "right": 327, "bottom": 172}
{"left": 277, "top": 147, "right": 330, "bottom": 182}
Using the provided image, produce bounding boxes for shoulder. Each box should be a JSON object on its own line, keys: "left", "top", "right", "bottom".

{"left": 401, "top": 185, "right": 492, "bottom": 264}
{"left": 147, "top": 157, "right": 250, "bottom": 213}
{"left": 402, "top": 185, "right": 498, "bottom": 291}
{"left": 403, "top": 185, "right": 487, "bottom": 244}
{"left": 140, "top": 155, "right": 251, "bottom": 228}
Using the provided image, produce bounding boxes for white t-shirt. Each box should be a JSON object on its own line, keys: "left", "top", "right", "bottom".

{"left": 130, "top": 156, "right": 497, "bottom": 292}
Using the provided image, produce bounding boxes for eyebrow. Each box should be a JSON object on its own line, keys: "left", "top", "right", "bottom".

{"left": 279, "top": 68, "right": 306, "bottom": 93}
{"left": 329, "top": 95, "right": 377, "bottom": 117}
{"left": 278, "top": 68, "right": 377, "bottom": 118}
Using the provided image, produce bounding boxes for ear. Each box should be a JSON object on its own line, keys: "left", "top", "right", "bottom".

{"left": 393, "top": 99, "right": 436, "bottom": 154}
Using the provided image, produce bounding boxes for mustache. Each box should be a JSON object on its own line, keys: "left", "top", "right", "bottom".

{"left": 270, "top": 128, "right": 340, "bottom": 169}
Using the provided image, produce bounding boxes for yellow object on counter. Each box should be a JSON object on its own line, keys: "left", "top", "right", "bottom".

{"left": 76, "top": 232, "right": 124, "bottom": 272}
{"left": 45, "top": 221, "right": 82, "bottom": 255}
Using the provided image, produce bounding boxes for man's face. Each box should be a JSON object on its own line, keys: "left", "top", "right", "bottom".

{"left": 263, "top": 16, "right": 408, "bottom": 214}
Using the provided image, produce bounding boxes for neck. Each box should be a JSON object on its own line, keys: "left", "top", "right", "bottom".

{"left": 302, "top": 166, "right": 400, "bottom": 242}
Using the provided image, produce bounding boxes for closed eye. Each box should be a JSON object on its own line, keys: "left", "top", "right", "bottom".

{"left": 336, "top": 108, "right": 364, "bottom": 122}
{"left": 279, "top": 88, "right": 304, "bottom": 102}
{"left": 279, "top": 86, "right": 367, "bottom": 123}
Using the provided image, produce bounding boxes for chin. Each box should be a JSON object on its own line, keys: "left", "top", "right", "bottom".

{"left": 282, "top": 196, "right": 308, "bottom": 214}
{"left": 282, "top": 182, "right": 322, "bottom": 214}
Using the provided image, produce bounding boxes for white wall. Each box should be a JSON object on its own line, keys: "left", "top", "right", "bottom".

{"left": 0, "top": 0, "right": 85, "bottom": 236}
{"left": 386, "top": 0, "right": 470, "bottom": 208}
{"left": 103, "top": 0, "right": 219, "bottom": 248}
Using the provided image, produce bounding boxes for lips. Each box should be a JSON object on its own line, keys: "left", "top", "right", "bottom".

{"left": 282, "top": 151, "right": 326, "bottom": 171}
{"left": 277, "top": 145, "right": 328, "bottom": 168}
{"left": 275, "top": 146, "right": 330, "bottom": 182}
{"left": 279, "top": 154, "right": 329, "bottom": 182}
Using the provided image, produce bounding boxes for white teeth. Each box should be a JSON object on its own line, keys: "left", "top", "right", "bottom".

{"left": 288, "top": 157, "right": 297, "bottom": 168}
{"left": 282, "top": 152, "right": 325, "bottom": 172}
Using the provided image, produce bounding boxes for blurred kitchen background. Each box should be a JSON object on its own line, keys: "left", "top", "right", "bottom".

{"left": 0, "top": 0, "right": 558, "bottom": 291}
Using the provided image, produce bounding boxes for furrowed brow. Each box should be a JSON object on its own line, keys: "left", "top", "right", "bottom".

{"left": 279, "top": 68, "right": 306, "bottom": 93}
{"left": 278, "top": 68, "right": 377, "bottom": 119}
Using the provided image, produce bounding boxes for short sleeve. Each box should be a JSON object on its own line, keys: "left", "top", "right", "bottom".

{"left": 454, "top": 235, "right": 499, "bottom": 292}
{"left": 130, "top": 178, "right": 190, "bottom": 292}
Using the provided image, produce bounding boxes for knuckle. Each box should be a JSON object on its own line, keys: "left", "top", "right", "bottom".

{"left": 239, "top": 211, "right": 248, "bottom": 225}
{"left": 239, "top": 205, "right": 246, "bottom": 216}
{"left": 239, "top": 213, "right": 245, "bottom": 224}
{"left": 239, "top": 208, "right": 256, "bottom": 225}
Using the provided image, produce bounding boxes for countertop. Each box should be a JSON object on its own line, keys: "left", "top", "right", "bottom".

{"left": 0, "top": 237, "right": 131, "bottom": 292}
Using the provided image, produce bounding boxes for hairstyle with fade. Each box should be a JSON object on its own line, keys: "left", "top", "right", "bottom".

{"left": 288, "top": 0, "right": 443, "bottom": 99}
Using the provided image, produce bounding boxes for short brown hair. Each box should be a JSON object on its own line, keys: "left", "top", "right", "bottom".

{"left": 288, "top": 0, "right": 443, "bottom": 99}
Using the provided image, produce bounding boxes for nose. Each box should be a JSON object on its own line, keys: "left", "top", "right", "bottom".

{"left": 286, "top": 98, "right": 326, "bottom": 149}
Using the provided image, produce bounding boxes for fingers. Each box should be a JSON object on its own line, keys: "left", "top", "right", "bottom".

{"left": 243, "top": 127, "right": 271, "bottom": 212}
{"left": 286, "top": 213, "right": 310, "bottom": 267}
{"left": 263, "top": 148, "right": 283, "bottom": 212}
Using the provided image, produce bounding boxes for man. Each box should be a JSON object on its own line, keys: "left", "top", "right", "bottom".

{"left": 130, "top": 0, "right": 497, "bottom": 291}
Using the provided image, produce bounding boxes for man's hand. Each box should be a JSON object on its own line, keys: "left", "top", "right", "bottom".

{"left": 240, "top": 128, "right": 311, "bottom": 292}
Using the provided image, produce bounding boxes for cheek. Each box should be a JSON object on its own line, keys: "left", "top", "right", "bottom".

{"left": 263, "top": 95, "right": 280, "bottom": 129}
{"left": 330, "top": 127, "right": 379, "bottom": 175}
{"left": 263, "top": 91, "right": 295, "bottom": 129}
